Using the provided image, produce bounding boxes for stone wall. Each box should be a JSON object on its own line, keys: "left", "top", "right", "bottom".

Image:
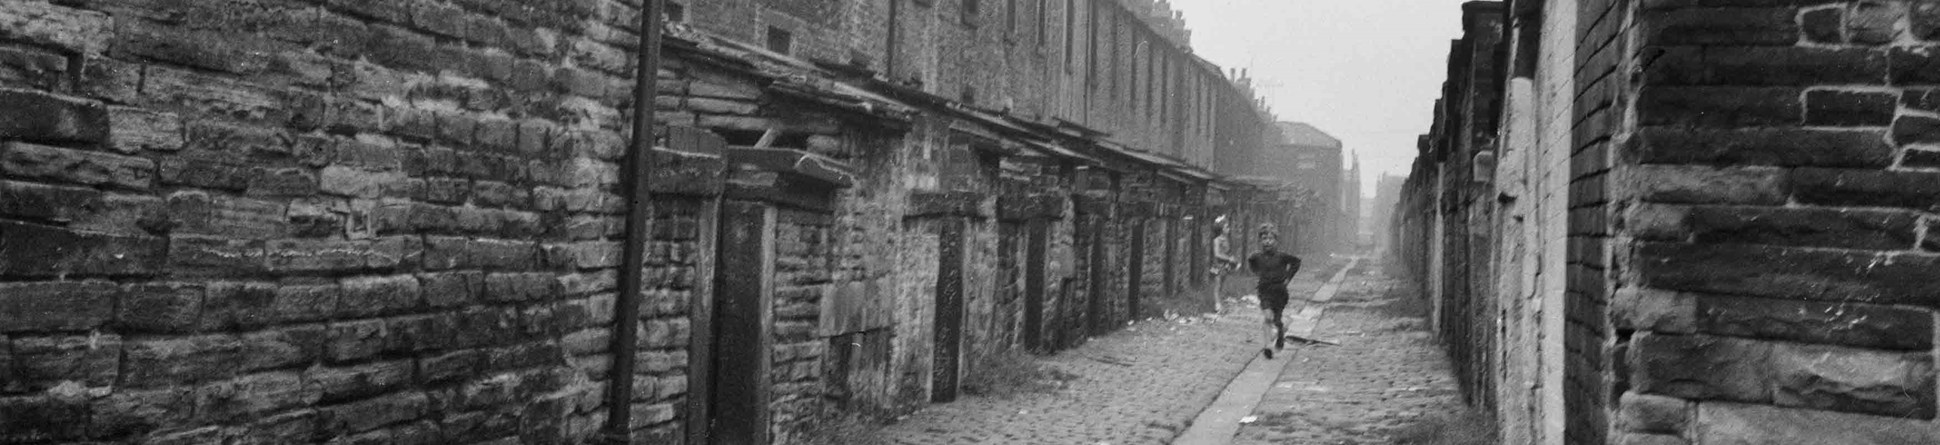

{"left": 0, "top": 0, "right": 1292, "bottom": 444}
{"left": 0, "top": 0, "right": 660, "bottom": 443}
{"left": 1614, "top": 1, "right": 1940, "bottom": 443}
{"left": 1394, "top": 1, "right": 1940, "bottom": 444}
{"left": 770, "top": 208, "right": 834, "bottom": 444}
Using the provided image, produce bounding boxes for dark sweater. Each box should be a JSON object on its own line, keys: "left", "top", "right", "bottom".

{"left": 1247, "top": 249, "right": 1302, "bottom": 290}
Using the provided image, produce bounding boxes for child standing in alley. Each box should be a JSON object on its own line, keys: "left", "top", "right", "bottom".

{"left": 1209, "top": 216, "right": 1238, "bottom": 313}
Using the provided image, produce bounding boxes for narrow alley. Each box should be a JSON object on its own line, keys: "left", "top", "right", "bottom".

{"left": 1232, "top": 267, "right": 1466, "bottom": 445}
{"left": 9, "top": 0, "right": 1940, "bottom": 444}
{"left": 852, "top": 258, "right": 1473, "bottom": 445}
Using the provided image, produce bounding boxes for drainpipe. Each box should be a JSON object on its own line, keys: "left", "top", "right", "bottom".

{"left": 605, "top": 0, "right": 664, "bottom": 442}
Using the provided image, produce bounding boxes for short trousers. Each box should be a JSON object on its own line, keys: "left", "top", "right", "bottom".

{"left": 1257, "top": 285, "right": 1290, "bottom": 313}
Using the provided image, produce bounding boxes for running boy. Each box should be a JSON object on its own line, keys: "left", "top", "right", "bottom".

{"left": 1246, "top": 224, "right": 1301, "bottom": 359}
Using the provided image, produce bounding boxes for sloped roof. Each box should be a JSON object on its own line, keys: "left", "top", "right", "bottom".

{"left": 1276, "top": 121, "right": 1341, "bottom": 148}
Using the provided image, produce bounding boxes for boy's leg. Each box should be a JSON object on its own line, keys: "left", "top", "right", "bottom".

{"left": 1270, "top": 305, "right": 1287, "bottom": 349}
{"left": 1259, "top": 306, "right": 1276, "bottom": 359}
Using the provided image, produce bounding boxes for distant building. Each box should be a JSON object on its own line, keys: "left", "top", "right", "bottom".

{"left": 1263, "top": 121, "right": 1347, "bottom": 255}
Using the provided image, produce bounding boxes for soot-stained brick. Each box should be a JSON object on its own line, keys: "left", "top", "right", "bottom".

{"left": 1805, "top": 90, "right": 1898, "bottom": 126}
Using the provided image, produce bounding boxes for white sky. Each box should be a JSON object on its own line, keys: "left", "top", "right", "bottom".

{"left": 1170, "top": 0, "right": 1472, "bottom": 198}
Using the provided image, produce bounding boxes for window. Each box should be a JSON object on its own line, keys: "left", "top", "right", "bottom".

{"left": 1160, "top": 55, "right": 1170, "bottom": 120}
{"left": 1085, "top": 0, "right": 1097, "bottom": 88}
{"left": 766, "top": 27, "right": 793, "bottom": 54}
{"left": 963, "top": 0, "right": 980, "bottom": 26}
{"left": 666, "top": 2, "right": 686, "bottom": 23}
{"left": 1125, "top": 38, "right": 1132, "bottom": 107}
{"left": 1037, "top": 0, "right": 1049, "bottom": 47}
{"left": 1006, "top": 0, "right": 1017, "bottom": 35}
{"left": 1063, "top": 0, "right": 1075, "bottom": 71}
{"left": 1146, "top": 51, "right": 1157, "bottom": 116}
{"left": 1158, "top": 51, "right": 1167, "bottom": 116}
{"left": 1106, "top": 10, "right": 1118, "bottom": 97}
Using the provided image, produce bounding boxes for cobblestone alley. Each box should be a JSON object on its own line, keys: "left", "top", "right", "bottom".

{"left": 1233, "top": 267, "right": 1464, "bottom": 445}
{"left": 866, "top": 259, "right": 1467, "bottom": 444}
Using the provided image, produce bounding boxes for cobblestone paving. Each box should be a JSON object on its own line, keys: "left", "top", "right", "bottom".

{"left": 874, "top": 269, "right": 1337, "bottom": 445}
{"left": 1234, "top": 270, "right": 1466, "bottom": 445}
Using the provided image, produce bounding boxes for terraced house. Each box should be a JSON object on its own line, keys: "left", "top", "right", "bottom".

{"left": 0, "top": 0, "right": 1323, "bottom": 444}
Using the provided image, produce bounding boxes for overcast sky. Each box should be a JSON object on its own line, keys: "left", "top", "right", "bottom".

{"left": 1170, "top": 0, "right": 1472, "bottom": 198}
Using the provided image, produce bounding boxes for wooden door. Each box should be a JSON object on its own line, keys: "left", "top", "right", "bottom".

{"left": 708, "top": 202, "right": 774, "bottom": 444}
{"left": 931, "top": 219, "right": 966, "bottom": 403}
{"left": 1022, "top": 219, "right": 1049, "bottom": 352}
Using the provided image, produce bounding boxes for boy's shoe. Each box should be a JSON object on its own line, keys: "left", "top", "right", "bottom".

{"left": 1262, "top": 348, "right": 1274, "bottom": 359}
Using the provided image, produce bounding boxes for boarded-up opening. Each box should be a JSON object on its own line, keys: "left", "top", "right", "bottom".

{"left": 708, "top": 201, "right": 776, "bottom": 445}
{"left": 826, "top": 329, "right": 893, "bottom": 415}
{"left": 1022, "top": 219, "right": 1049, "bottom": 351}
{"left": 1084, "top": 213, "right": 1109, "bottom": 336}
{"left": 931, "top": 218, "right": 967, "bottom": 403}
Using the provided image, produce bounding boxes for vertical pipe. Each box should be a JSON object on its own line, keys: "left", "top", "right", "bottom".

{"left": 606, "top": 0, "right": 663, "bottom": 441}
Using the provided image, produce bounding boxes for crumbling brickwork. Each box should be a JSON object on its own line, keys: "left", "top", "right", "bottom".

{"left": 0, "top": 0, "right": 666, "bottom": 442}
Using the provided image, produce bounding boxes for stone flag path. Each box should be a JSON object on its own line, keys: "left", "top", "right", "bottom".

{"left": 871, "top": 262, "right": 1345, "bottom": 445}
